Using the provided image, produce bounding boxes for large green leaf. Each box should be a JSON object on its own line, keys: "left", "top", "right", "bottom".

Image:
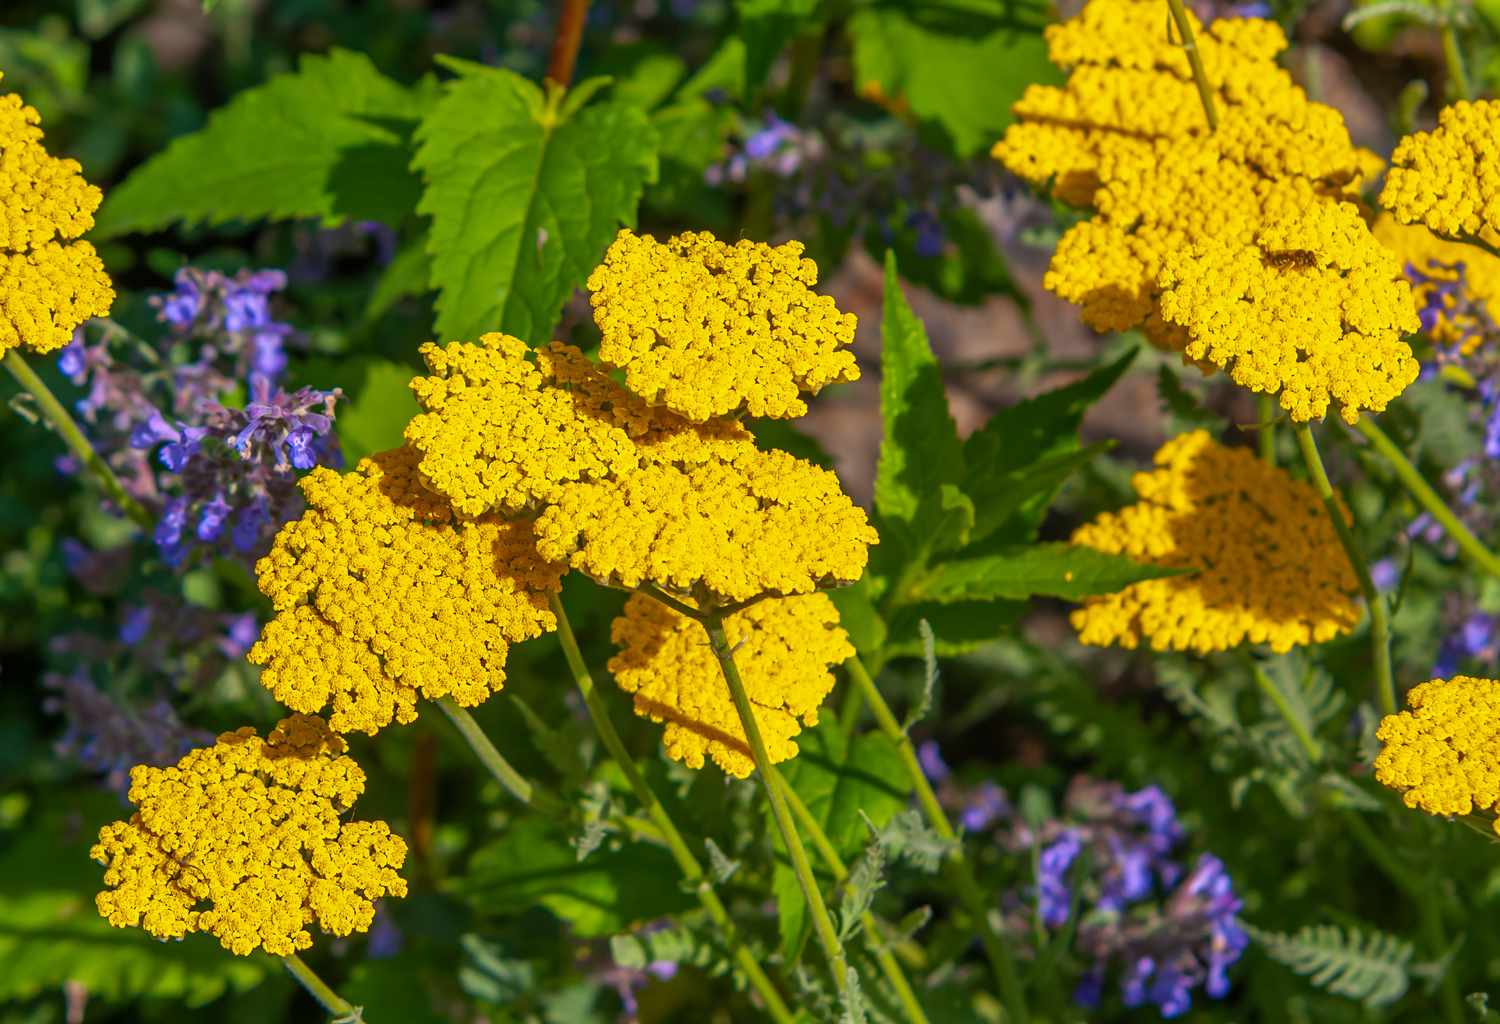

{"left": 914, "top": 543, "right": 1187, "bottom": 603}
{"left": 332, "top": 357, "right": 423, "bottom": 465}
{"left": 873, "top": 252, "right": 966, "bottom": 555}
{"left": 848, "top": 0, "right": 1060, "bottom": 157}
{"left": 461, "top": 817, "right": 694, "bottom": 938}
{"left": 0, "top": 794, "right": 270, "bottom": 1006}
{"left": 769, "top": 719, "right": 910, "bottom": 956}
{"left": 961, "top": 348, "right": 1136, "bottom": 544}
{"left": 412, "top": 68, "right": 659, "bottom": 344}
{"left": 95, "top": 49, "right": 433, "bottom": 237}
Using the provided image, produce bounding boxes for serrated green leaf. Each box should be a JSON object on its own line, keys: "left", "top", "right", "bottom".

{"left": 1249, "top": 922, "right": 1413, "bottom": 1007}
{"left": 1156, "top": 364, "right": 1226, "bottom": 430}
{"left": 914, "top": 542, "right": 1185, "bottom": 604}
{"left": 848, "top": 0, "right": 1059, "bottom": 157}
{"left": 95, "top": 50, "right": 433, "bottom": 238}
{"left": 828, "top": 575, "right": 888, "bottom": 656}
{"left": 770, "top": 720, "right": 910, "bottom": 957}
{"left": 0, "top": 794, "right": 270, "bottom": 1006}
{"left": 884, "top": 598, "right": 1024, "bottom": 657}
{"left": 962, "top": 348, "right": 1136, "bottom": 544}
{"left": 413, "top": 69, "right": 658, "bottom": 343}
{"left": 333, "top": 357, "right": 422, "bottom": 465}
{"left": 462, "top": 817, "right": 694, "bottom": 937}
{"left": 874, "top": 252, "right": 966, "bottom": 562}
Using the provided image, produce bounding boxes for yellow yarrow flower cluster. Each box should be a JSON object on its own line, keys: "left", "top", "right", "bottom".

{"left": 586, "top": 229, "right": 859, "bottom": 422}
{"left": 608, "top": 592, "right": 853, "bottom": 777}
{"left": 1070, "top": 431, "right": 1360, "bottom": 653}
{"left": 249, "top": 445, "right": 563, "bottom": 734}
{"left": 993, "top": 0, "right": 1418, "bottom": 422}
{"left": 0, "top": 73, "right": 114, "bottom": 355}
{"left": 1382, "top": 100, "right": 1500, "bottom": 241}
{"left": 91, "top": 714, "right": 407, "bottom": 955}
{"left": 1375, "top": 676, "right": 1500, "bottom": 834}
{"left": 1373, "top": 214, "right": 1500, "bottom": 354}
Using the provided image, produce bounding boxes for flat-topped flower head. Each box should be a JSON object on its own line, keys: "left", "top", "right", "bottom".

{"left": 1070, "top": 431, "right": 1360, "bottom": 654}
{"left": 249, "top": 445, "right": 564, "bottom": 734}
{"left": 1157, "top": 201, "right": 1420, "bottom": 423}
{"left": 586, "top": 229, "right": 859, "bottom": 421}
{"left": 1375, "top": 676, "right": 1500, "bottom": 833}
{"left": 1382, "top": 100, "right": 1500, "bottom": 241}
{"left": 91, "top": 714, "right": 408, "bottom": 956}
{"left": 534, "top": 434, "right": 877, "bottom": 605}
{"left": 608, "top": 592, "right": 852, "bottom": 777}
{"left": 0, "top": 73, "right": 114, "bottom": 355}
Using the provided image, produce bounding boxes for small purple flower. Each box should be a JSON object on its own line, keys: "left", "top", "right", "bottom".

{"left": 960, "top": 782, "right": 1010, "bottom": 832}
{"left": 220, "top": 612, "right": 261, "bottom": 659}
{"left": 1037, "top": 830, "right": 1082, "bottom": 927}
{"left": 161, "top": 270, "right": 202, "bottom": 326}
{"left": 196, "top": 495, "right": 232, "bottom": 542}
{"left": 1370, "top": 558, "right": 1399, "bottom": 592}
{"left": 917, "top": 740, "right": 950, "bottom": 783}
{"left": 58, "top": 337, "right": 87, "bottom": 377}
{"left": 119, "top": 605, "right": 153, "bottom": 646}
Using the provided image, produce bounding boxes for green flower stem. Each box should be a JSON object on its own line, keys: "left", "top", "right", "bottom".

{"left": 772, "top": 771, "right": 933, "bottom": 1024}
{"left": 1350, "top": 416, "right": 1500, "bottom": 582}
{"left": 434, "top": 698, "right": 568, "bottom": 815}
{"left": 4, "top": 348, "right": 153, "bottom": 530}
{"left": 845, "top": 656, "right": 1029, "bottom": 1023}
{"left": 1439, "top": 13, "right": 1473, "bottom": 102}
{"left": 1165, "top": 0, "right": 1218, "bottom": 130}
{"left": 702, "top": 609, "right": 853, "bottom": 997}
{"left": 282, "top": 953, "right": 362, "bottom": 1022}
{"left": 1293, "top": 424, "right": 1396, "bottom": 717}
{"left": 1249, "top": 663, "right": 1323, "bottom": 764}
{"left": 549, "top": 594, "right": 797, "bottom": 1024}
{"left": 1257, "top": 394, "right": 1277, "bottom": 465}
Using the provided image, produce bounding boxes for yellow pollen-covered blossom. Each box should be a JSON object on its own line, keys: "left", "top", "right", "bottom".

{"left": 249, "top": 445, "right": 563, "bottom": 734}
{"left": 534, "top": 433, "right": 877, "bottom": 605}
{"left": 1070, "top": 431, "right": 1360, "bottom": 653}
{"left": 586, "top": 229, "right": 859, "bottom": 422}
{"left": 608, "top": 592, "right": 853, "bottom": 777}
{"left": 1382, "top": 100, "right": 1500, "bottom": 241}
{"left": 91, "top": 714, "right": 408, "bottom": 956}
{"left": 1373, "top": 214, "right": 1500, "bottom": 354}
{"left": 0, "top": 73, "right": 113, "bottom": 355}
{"left": 1375, "top": 676, "right": 1500, "bottom": 834}
{"left": 1157, "top": 201, "right": 1421, "bottom": 423}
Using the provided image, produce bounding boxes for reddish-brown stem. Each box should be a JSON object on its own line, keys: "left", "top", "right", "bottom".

{"left": 545, "top": 0, "right": 591, "bottom": 89}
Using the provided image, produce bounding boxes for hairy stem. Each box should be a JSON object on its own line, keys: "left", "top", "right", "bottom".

{"left": 4, "top": 348, "right": 153, "bottom": 530}
{"left": 1351, "top": 416, "right": 1500, "bottom": 582}
{"left": 1294, "top": 424, "right": 1395, "bottom": 717}
{"left": 773, "top": 771, "right": 933, "bottom": 1024}
{"left": 282, "top": 953, "right": 361, "bottom": 1022}
{"left": 1250, "top": 663, "right": 1323, "bottom": 764}
{"left": 702, "top": 609, "right": 852, "bottom": 996}
{"left": 550, "top": 594, "right": 796, "bottom": 1023}
{"left": 845, "top": 656, "right": 1029, "bottom": 1022}
{"left": 545, "top": 0, "right": 591, "bottom": 89}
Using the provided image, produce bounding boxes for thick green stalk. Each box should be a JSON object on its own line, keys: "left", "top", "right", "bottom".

{"left": 773, "top": 771, "right": 932, "bottom": 1024}
{"left": 4, "top": 348, "right": 153, "bottom": 530}
{"left": 1294, "top": 425, "right": 1395, "bottom": 717}
{"left": 549, "top": 594, "right": 796, "bottom": 1024}
{"left": 1351, "top": 416, "right": 1500, "bottom": 581}
{"left": 703, "top": 609, "right": 852, "bottom": 997}
{"left": 282, "top": 953, "right": 361, "bottom": 1022}
{"left": 1164, "top": 0, "right": 1218, "bottom": 129}
{"left": 845, "top": 656, "right": 1029, "bottom": 1023}
{"left": 433, "top": 698, "right": 567, "bottom": 815}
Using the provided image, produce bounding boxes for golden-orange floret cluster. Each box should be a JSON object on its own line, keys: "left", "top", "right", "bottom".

{"left": 1382, "top": 100, "right": 1500, "bottom": 242}
{"left": 587, "top": 229, "right": 859, "bottom": 422}
{"left": 405, "top": 332, "right": 875, "bottom": 606}
{"left": 608, "top": 592, "right": 853, "bottom": 778}
{"left": 1375, "top": 676, "right": 1500, "bottom": 834}
{"left": 1373, "top": 215, "right": 1500, "bottom": 355}
{"left": 248, "top": 446, "right": 563, "bottom": 734}
{"left": 0, "top": 73, "right": 114, "bottom": 355}
{"left": 91, "top": 714, "right": 407, "bottom": 956}
{"left": 992, "top": 0, "right": 1418, "bottom": 423}
{"left": 1069, "top": 431, "right": 1360, "bottom": 653}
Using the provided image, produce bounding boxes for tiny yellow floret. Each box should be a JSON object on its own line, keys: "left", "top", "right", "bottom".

{"left": 1069, "top": 431, "right": 1361, "bottom": 653}
{"left": 1382, "top": 100, "right": 1500, "bottom": 241}
{"left": 587, "top": 229, "right": 859, "bottom": 422}
{"left": 1375, "top": 676, "right": 1500, "bottom": 834}
{"left": 0, "top": 73, "right": 113, "bottom": 354}
{"left": 90, "top": 714, "right": 408, "bottom": 956}
{"left": 249, "top": 445, "right": 564, "bottom": 734}
{"left": 608, "top": 592, "right": 853, "bottom": 777}
{"left": 1373, "top": 214, "right": 1500, "bottom": 354}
